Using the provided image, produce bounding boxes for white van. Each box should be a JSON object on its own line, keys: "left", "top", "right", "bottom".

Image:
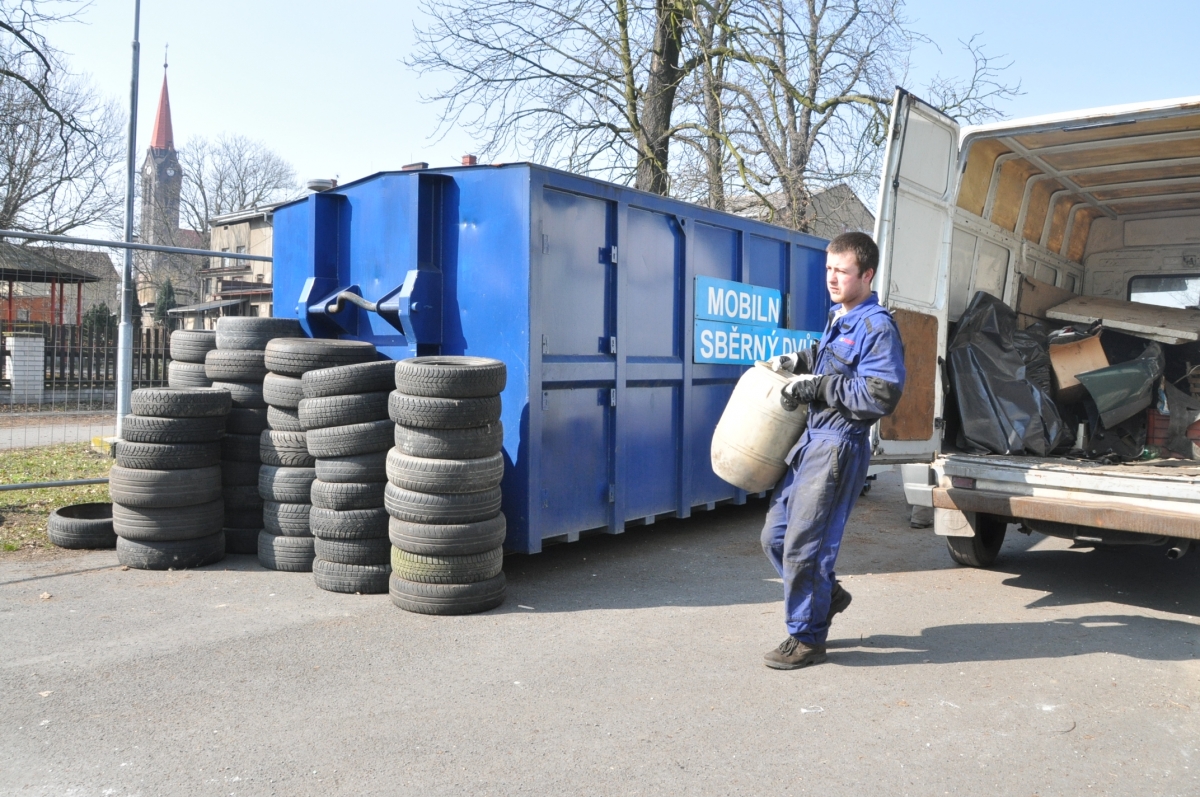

{"left": 872, "top": 89, "right": 1200, "bottom": 567}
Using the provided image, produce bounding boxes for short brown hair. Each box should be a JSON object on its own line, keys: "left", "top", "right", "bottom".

{"left": 827, "top": 232, "right": 879, "bottom": 277}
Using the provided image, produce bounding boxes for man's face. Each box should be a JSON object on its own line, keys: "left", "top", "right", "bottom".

{"left": 826, "top": 250, "right": 874, "bottom": 307}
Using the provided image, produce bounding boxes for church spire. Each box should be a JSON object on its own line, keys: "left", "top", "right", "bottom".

{"left": 149, "top": 50, "right": 173, "bottom": 151}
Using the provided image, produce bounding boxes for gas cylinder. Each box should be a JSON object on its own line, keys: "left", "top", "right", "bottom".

{"left": 710, "top": 362, "right": 808, "bottom": 493}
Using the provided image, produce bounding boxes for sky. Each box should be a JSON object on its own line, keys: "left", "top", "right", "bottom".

{"left": 40, "top": 0, "right": 1200, "bottom": 193}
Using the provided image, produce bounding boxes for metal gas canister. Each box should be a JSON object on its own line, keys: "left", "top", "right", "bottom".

{"left": 710, "top": 362, "right": 808, "bottom": 493}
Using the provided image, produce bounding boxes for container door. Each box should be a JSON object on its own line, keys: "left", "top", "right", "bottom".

{"left": 873, "top": 89, "right": 959, "bottom": 462}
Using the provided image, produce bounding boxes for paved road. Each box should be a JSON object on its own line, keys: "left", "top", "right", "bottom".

{"left": 1, "top": 472, "right": 1197, "bottom": 796}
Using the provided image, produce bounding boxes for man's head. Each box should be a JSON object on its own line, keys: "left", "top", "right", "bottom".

{"left": 826, "top": 232, "right": 879, "bottom": 309}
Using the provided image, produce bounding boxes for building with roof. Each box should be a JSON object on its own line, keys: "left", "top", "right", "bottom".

{"left": 729, "top": 183, "right": 876, "bottom": 239}
{"left": 0, "top": 243, "right": 113, "bottom": 325}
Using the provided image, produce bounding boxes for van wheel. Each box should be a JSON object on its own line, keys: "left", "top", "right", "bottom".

{"left": 946, "top": 514, "right": 1007, "bottom": 568}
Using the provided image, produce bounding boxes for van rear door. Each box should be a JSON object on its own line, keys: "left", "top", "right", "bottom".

{"left": 872, "top": 89, "right": 960, "bottom": 462}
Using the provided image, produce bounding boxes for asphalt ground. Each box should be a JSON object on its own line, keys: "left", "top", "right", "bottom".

{"left": 2, "top": 470, "right": 1198, "bottom": 796}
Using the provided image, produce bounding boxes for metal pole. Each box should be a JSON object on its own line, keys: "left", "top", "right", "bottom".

{"left": 0, "top": 229, "right": 271, "bottom": 262}
{"left": 115, "top": 0, "right": 141, "bottom": 439}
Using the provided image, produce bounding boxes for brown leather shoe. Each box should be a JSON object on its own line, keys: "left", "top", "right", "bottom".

{"left": 828, "top": 580, "right": 852, "bottom": 620}
{"left": 764, "top": 636, "right": 828, "bottom": 670}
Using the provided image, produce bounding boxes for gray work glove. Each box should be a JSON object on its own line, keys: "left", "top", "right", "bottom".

{"left": 765, "top": 353, "right": 800, "bottom": 374}
{"left": 780, "top": 374, "right": 823, "bottom": 412}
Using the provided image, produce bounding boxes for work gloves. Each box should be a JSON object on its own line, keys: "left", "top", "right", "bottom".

{"left": 766, "top": 342, "right": 817, "bottom": 375}
{"left": 780, "top": 374, "right": 824, "bottom": 412}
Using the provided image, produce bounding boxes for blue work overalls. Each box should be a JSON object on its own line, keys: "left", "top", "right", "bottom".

{"left": 760, "top": 292, "right": 906, "bottom": 644}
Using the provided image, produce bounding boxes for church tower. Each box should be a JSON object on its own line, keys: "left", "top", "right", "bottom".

{"left": 139, "top": 64, "right": 182, "bottom": 254}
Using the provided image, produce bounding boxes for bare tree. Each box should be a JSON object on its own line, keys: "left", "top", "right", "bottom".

{"left": 0, "top": 0, "right": 89, "bottom": 132}
{"left": 176, "top": 134, "right": 298, "bottom": 245}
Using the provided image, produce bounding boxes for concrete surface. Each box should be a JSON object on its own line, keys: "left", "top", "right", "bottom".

{"left": 1, "top": 471, "right": 1197, "bottom": 796}
{"left": 0, "top": 421, "right": 114, "bottom": 449}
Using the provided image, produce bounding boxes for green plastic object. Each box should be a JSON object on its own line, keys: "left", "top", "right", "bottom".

{"left": 1075, "top": 344, "right": 1164, "bottom": 428}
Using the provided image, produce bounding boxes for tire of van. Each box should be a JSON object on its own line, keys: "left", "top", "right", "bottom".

{"left": 312, "top": 559, "right": 390, "bottom": 594}
{"left": 946, "top": 514, "right": 1007, "bottom": 568}
{"left": 389, "top": 572, "right": 506, "bottom": 616}
{"left": 385, "top": 449, "right": 504, "bottom": 494}
{"left": 309, "top": 506, "right": 390, "bottom": 540}
{"left": 116, "top": 532, "right": 226, "bottom": 570}
{"left": 108, "top": 465, "right": 222, "bottom": 508}
{"left": 314, "top": 450, "right": 388, "bottom": 484}
{"left": 210, "top": 381, "right": 267, "bottom": 409}
{"left": 131, "top": 388, "right": 231, "bottom": 418}
{"left": 393, "top": 356, "right": 506, "bottom": 398}
{"left": 263, "top": 338, "right": 377, "bottom": 377}
{"left": 168, "top": 360, "right": 212, "bottom": 389}
{"left": 266, "top": 406, "right": 304, "bottom": 432}
{"left": 302, "top": 360, "right": 396, "bottom": 398}
{"left": 388, "top": 514, "right": 506, "bottom": 557}
{"left": 204, "top": 349, "right": 268, "bottom": 382}
{"left": 388, "top": 392, "right": 501, "bottom": 430}
{"left": 299, "top": 391, "right": 391, "bottom": 430}
{"left": 313, "top": 536, "right": 391, "bottom": 566}
{"left": 169, "top": 329, "right": 217, "bottom": 363}
{"left": 47, "top": 503, "right": 116, "bottom": 549}
{"left": 257, "top": 531, "right": 315, "bottom": 572}
{"left": 305, "top": 419, "right": 393, "bottom": 458}
{"left": 226, "top": 407, "right": 269, "bottom": 435}
{"left": 263, "top": 373, "right": 305, "bottom": 409}
{"left": 391, "top": 546, "right": 504, "bottom": 584}
{"left": 393, "top": 422, "right": 504, "bottom": 460}
{"left": 384, "top": 483, "right": 502, "bottom": 525}
{"left": 214, "top": 317, "right": 304, "bottom": 351}
{"left": 115, "top": 440, "right": 221, "bottom": 470}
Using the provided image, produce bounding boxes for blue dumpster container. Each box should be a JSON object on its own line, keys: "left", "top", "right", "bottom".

{"left": 272, "top": 164, "right": 830, "bottom": 553}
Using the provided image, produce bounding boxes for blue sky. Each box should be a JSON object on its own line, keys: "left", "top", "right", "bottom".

{"left": 44, "top": 0, "right": 1199, "bottom": 189}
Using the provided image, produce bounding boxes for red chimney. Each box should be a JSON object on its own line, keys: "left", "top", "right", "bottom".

{"left": 462, "top": 154, "right": 478, "bottom": 166}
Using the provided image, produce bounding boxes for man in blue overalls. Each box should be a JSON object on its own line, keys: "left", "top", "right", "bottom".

{"left": 761, "top": 232, "right": 906, "bottom": 670}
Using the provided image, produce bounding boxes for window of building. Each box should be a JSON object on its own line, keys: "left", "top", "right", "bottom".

{"left": 257, "top": 274, "right": 264, "bottom": 283}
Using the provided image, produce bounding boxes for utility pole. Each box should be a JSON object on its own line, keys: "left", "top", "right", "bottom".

{"left": 115, "top": 0, "right": 141, "bottom": 438}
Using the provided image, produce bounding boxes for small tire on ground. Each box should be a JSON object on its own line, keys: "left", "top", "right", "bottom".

{"left": 263, "top": 338, "right": 377, "bottom": 377}
{"left": 169, "top": 330, "right": 217, "bottom": 363}
{"left": 263, "top": 373, "right": 305, "bottom": 408}
{"left": 314, "top": 450, "right": 388, "bottom": 484}
{"left": 115, "top": 440, "right": 220, "bottom": 470}
{"left": 312, "top": 559, "right": 390, "bottom": 594}
{"left": 116, "top": 532, "right": 226, "bottom": 570}
{"left": 257, "top": 531, "right": 315, "bottom": 572}
{"left": 204, "top": 349, "right": 268, "bottom": 381}
{"left": 220, "top": 433, "right": 262, "bottom": 463}
{"left": 389, "top": 572, "right": 505, "bottom": 615}
{"left": 394, "top": 356, "right": 506, "bottom": 398}
{"left": 108, "top": 465, "right": 222, "bottom": 508}
{"left": 946, "top": 514, "right": 1008, "bottom": 568}
{"left": 391, "top": 546, "right": 503, "bottom": 584}
{"left": 215, "top": 317, "right": 304, "bottom": 350}
{"left": 393, "top": 422, "right": 504, "bottom": 460}
{"left": 388, "top": 391, "right": 501, "bottom": 430}
{"left": 310, "top": 479, "right": 386, "bottom": 511}
{"left": 385, "top": 449, "right": 503, "bottom": 494}
{"left": 384, "top": 483, "right": 502, "bottom": 525}
{"left": 258, "top": 465, "right": 317, "bottom": 503}
{"left": 260, "top": 429, "right": 314, "bottom": 467}
{"left": 309, "top": 506, "right": 389, "bottom": 540}
{"left": 262, "top": 501, "right": 312, "bottom": 536}
{"left": 168, "top": 360, "right": 212, "bottom": 389}
{"left": 388, "top": 514, "right": 506, "bottom": 557}
{"left": 111, "top": 498, "right": 224, "bottom": 542}
{"left": 226, "top": 407, "right": 269, "bottom": 435}
{"left": 122, "top": 415, "right": 226, "bottom": 444}
{"left": 306, "top": 419, "right": 393, "bottom": 458}
{"left": 47, "top": 503, "right": 115, "bottom": 549}
{"left": 302, "top": 360, "right": 395, "bottom": 398}
{"left": 314, "top": 536, "right": 391, "bottom": 566}
{"left": 210, "top": 380, "right": 266, "bottom": 409}
{"left": 224, "top": 527, "right": 260, "bottom": 555}
{"left": 131, "top": 387, "right": 231, "bottom": 418}
{"left": 299, "top": 392, "right": 390, "bottom": 430}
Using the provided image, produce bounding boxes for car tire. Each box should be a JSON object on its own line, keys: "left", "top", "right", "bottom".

{"left": 204, "top": 349, "right": 268, "bottom": 381}
{"left": 221, "top": 433, "right": 262, "bottom": 463}
{"left": 390, "top": 546, "right": 503, "bottom": 584}
{"left": 305, "top": 419, "right": 393, "bottom": 458}
{"left": 47, "top": 503, "right": 116, "bottom": 549}
{"left": 122, "top": 415, "right": 226, "bottom": 445}
{"left": 117, "top": 532, "right": 226, "bottom": 570}
{"left": 111, "top": 498, "right": 224, "bottom": 541}
{"left": 314, "top": 450, "right": 388, "bottom": 484}
{"left": 224, "top": 527, "right": 260, "bottom": 555}
{"left": 314, "top": 536, "right": 391, "bottom": 565}
{"left": 389, "top": 572, "right": 505, "bottom": 615}
{"left": 221, "top": 459, "right": 261, "bottom": 486}
{"left": 260, "top": 429, "right": 313, "bottom": 467}
{"left": 298, "top": 392, "right": 390, "bottom": 430}
{"left": 310, "top": 479, "right": 386, "bottom": 511}
{"left": 169, "top": 330, "right": 217, "bottom": 363}
{"left": 108, "top": 465, "right": 222, "bottom": 508}
{"left": 115, "top": 440, "right": 221, "bottom": 470}
{"left": 225, "top": 507, "right": 263, "bottom": 530}
{"left": 388, "top": 391, "right": 501, "bottom": 429}
{"left": 131, "top": 387, "right": 231, "bottom": 418}
{"left": 302, "top": 360, "right": 395, "bottom": 398}
{"left": 210, "top": 380, "right": 267, "bottom": 409}
{"left": 393, "top": 356, "right": 506, "bottom": 398}
{"left": 309, "top": 506, "right": 389, "bottom": 540}
{"left": 388, "top": 514, "right": 506, "bottom": 556}
{"left": 224, "top": 485, "right": 264, "bottom": 513}
{"left": 266, "top": 406, "right": 304, "bottom": 431}
{"left": 215, "top": 317, "right": 304, "bottom": 350}
{"left": 257, "top": 531, "right": 315, "bottom": 572}
{"left": 946, "top": 514, "right": 1008, "bottom": 568}
{"left": 227, "top": 407, "right": 269, "bottom": 435}
{"left": 385, "top": 450, "right": 503, "bottom": 494}
{"left": 393, "top": 422, "right": 504, "bottom": 459}
{"left": 312, "top": 559, "right": 390, "bottom": 594}
{"left": 262, "top": 501, "right": 312, "bottom": 536}
{"left": 258, "top": 465, "right": 317, "bottom": 503}
{"left": 383, "top": 483, "right": 502, "bottom": 525}
{"left": 263, "top": 338, "right": 377, "bottom": 377}
{"left": 168, "top": 360, "right": 212, "bottom": 389}
{"left": 263, "top": 373, "right": 304, "bottom": 408}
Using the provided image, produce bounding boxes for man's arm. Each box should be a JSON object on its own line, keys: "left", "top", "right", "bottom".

{"left": 816, "top": 321, "right": 906, "bottom": 421}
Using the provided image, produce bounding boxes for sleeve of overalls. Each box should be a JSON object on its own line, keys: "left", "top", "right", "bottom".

{"left": 818, "top": 315, "right": 906, "bottom": 421}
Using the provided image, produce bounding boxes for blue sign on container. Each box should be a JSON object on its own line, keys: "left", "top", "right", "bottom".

{"left": 693, "top": 276, "right": 821, "bottom": 365}
{"left": 695, "top": 275, "right": 783, "bottom": 326}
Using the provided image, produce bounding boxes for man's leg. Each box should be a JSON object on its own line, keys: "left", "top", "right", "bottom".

{"left": 760, "top": 467, "right": 796, "bottom": 579}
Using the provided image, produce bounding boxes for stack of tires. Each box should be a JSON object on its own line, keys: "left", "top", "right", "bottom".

{"left": 109, "top": 388, "right": 230, "bottom": 569}
{"left": 167, "top": 330, "right": 217, "bottom": 388}
{"left": 301, "top": 357, "right": 395, "bottom": 594}
{"left": 208, "top": 317, "right": 304, "bottom": 554}
{"left": 386, "top": 357, "right": 508, "bottom": 615}
{"left": 258, "top": 337, "right": 379, "bottom": 574}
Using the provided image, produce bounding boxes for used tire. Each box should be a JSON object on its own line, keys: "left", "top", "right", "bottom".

{"left": 306, "top": 419, "right": 393, "bottom": 458}
{"left": 388, "top": 391, "right": 500, "bottom": 429}
{"left": 309, "top": 506, "right": 390, "bottom": 540}
{"left": 169, "top": 329, "right": 217, "bottom": 363}
{"left": 263, "top": 338, "right": 377, "bottom": 377}
{"left": 168, "top": 360, "right": 212, "bottom": 389}
{"left": 394, "top": 356, "right": 506, "bottom": 398}
{"left": 123, "top": 415, "right": 225, "bottom": 444}
{"left": 262, "top": 501, "right": 312, "bottom": 536}
{"left": 299, "top": 392, "right": 390, "bottom": 430}
{"left": 384, "top": 483, "right": 502, "bottom": 525}
{"left": 117, "top": 532, "right": 226, "bottom": 570}
{"left": 263, "top": 373, "right": 305, "bottom": 408}
{"left": 310, "top": 479, "right": 386, "bottom": 511}
{"left": 314, "top": 450, "right": 388, "bottom": 484}
{"left": 47, "top": 503, "right": 116, "bottom": 549}
{"left": 227, "top": 407, "right": 269, "bottom": 435}
{"left": 388, "top": 514, "right": 506, "bottom": 556}
{"left": 112, "top": 498, "right": 224, "bottom": 542}
{"left": 221, "top": 433, "right": 262, "bottom": 463}
{"left": 386, "top": 449, "right": 504, "bottom": 494}
{"left": 115, "top": 440, "right": 220, "bottom": 470}
{"left": 225, "top": 507, "right": 263, "bottom": 530}
{"left": 258, "top": 465, "right": 317, "bottom": 503}
{"left": 215, "top": 317, "right": 304, "bottom": 350}
{"left": 108, "top": 465, "right": 222, "bottom": 508}
{"left": 260, "top": 429, "right": 314, "bottom": 467}
{"left": 221, "top": 459, "right": 261, "bottom": 486}
{"left": 946, "top": 514, "right": 1008, "bottom": 568}
{"left": 257, "top": 531, "right": 315, "bottom": 572}
{"left": 390, "top": 572, "right": 505, "bottom": 615}
{"left": 391, "top": 546, "right": 504, "bottom": 584}
{"left": 266, "top": 406, "right": 304, "bottom": 432}
{"left": 224, "top": 485, "right": 264, "bottom": 512}
{"left": 205, "top": 349, "right": 268, "bottom": 381}
{"left": 314, "top": 536, "right": 391, "bottom": 565}
{"left": 224, "top": 527, "right": 259, "bottom": 555}
{"left": 302, "top": 360, "right": 395, "bottom": 398}
{"left": 131, "top": 387, "right": 231, "bottom": 418}
{"left": 394, "top": 422, "right": 504, "bottom": 459}
{"left": 312, "top": 559, "right": 389, "bottom": 594}
{"left": 210, "top": 380, "right": 266, "bottom": 409}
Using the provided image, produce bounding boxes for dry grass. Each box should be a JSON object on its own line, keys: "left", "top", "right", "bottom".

{"left": 0, "top": 443, "right": 112, "bottom": 555}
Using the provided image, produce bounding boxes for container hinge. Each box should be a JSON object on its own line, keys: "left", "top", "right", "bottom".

{"left": 542, "top": 233, "right": 549, "bottom": 254}
{"left": 609, "top": 388, "right": 617, "bottom": 407}
{"left": 542, "top": 334, "right": 548, "bottom": 354}
{"left": 608, "top": 336, "right": 617, "bottom": 355}
{"left": 608, "top": 484, "right": 616, "bottom": 503}
{"left": 542, "top": 391, "right": 550, "bottom": 410}
{"left": 610, "top": 245, "right": 618, "bottom": 264}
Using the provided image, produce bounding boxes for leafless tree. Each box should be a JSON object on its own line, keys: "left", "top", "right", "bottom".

{"left": 176, "top": 134, "right": 298, "bottom": 245}
{"left": 0, "top": 0, "right": 90, "bottom": 133}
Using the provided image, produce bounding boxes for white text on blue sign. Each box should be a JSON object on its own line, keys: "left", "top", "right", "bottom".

{"left": 694, "top": 320, "right": 820, "bottom": 365}
{"left": 695, "top": 276, "right": 781, "bottom": 326}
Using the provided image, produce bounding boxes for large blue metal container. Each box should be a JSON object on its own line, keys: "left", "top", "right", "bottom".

{"left": 272, "top": 164, "right": 829, "bottom": 553}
